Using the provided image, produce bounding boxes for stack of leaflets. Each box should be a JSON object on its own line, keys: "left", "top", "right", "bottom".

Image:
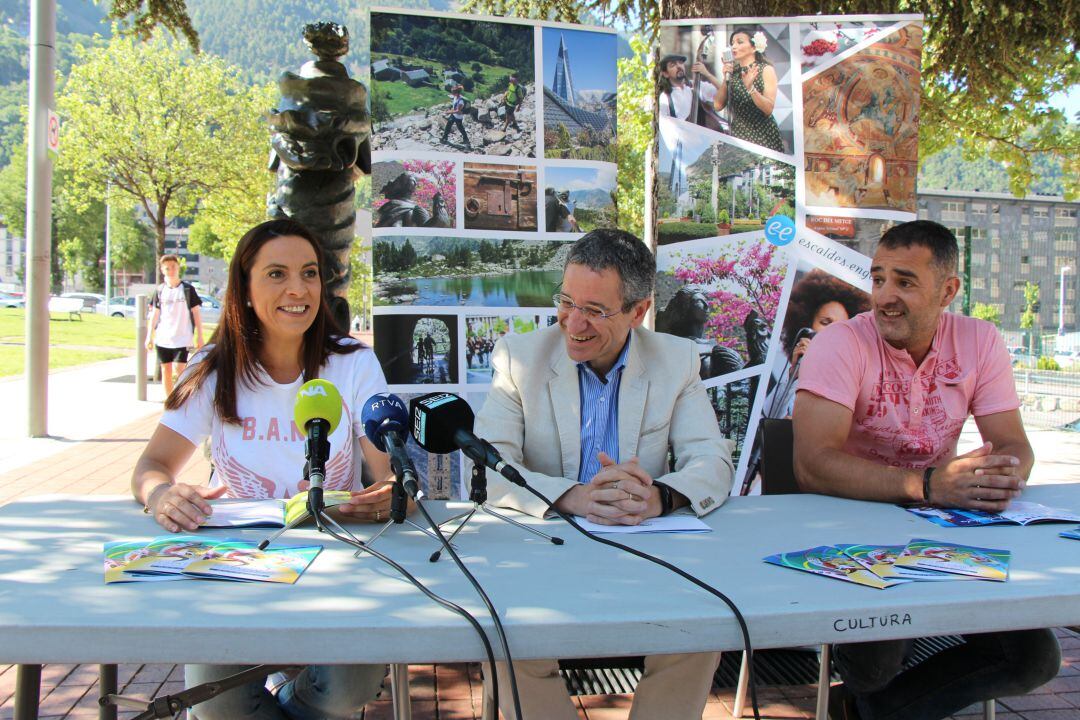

{"left": 904, "top": 501, "right": 1080, "bottom": 528}
{"left": 1061, "top": 527, "right": 1080, "bottom": 541}
{"left": 104, "top": 536, "right": 322, "bottom": 584}
{"left": 764, "top": 538, "right": 1011, "bottom": 588}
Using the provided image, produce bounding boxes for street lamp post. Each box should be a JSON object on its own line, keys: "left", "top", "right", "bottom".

{"left": 1059, "top": 265, "right": 1071, "bottom": 336}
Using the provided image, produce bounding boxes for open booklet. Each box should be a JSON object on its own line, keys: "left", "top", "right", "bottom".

{"left": 202, "top": 490, "right": 354, "bottom": 529}
{"left": 904, "top": 501, "right": 1080, "bottom": 528}
{"left": 104, "top": 536, "right": 322, "bottom": 584}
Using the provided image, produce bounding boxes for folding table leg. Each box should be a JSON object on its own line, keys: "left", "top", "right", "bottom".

{"left": 732, "top": 652, "right": 750, "bottom": 717}
{"left": 14, "top": 664, "right": 41, "bottom": 720}
{"left": 390, "top": 663, "right": 412, "bottom": 720}
{"left": 816, "top": 644, "right": 831, "bottom": 720}
{"left": 99, "top": 664, "right": 117, "bottom": 720}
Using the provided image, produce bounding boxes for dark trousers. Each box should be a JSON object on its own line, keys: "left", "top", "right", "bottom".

{"left": 503, "top": 105, "right": 520, "bottom": 130}
{"left": 833, "top": 629, "right": 1060, "bottom": 719}
{"left": 441, "top": 116, "right": 469, "bottom": 146}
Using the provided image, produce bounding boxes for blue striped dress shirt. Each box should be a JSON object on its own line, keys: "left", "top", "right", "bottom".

{"left": 576, "top": 336, "right": 631, "bottom": 484}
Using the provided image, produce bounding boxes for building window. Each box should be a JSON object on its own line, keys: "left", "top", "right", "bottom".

{"left": 972, "top": 277, "right": 986, "bottom": 290}
{"left": 1022, "top": 206, "right": 1030, "bottom": 225}
{"left": 1033, "top": 206, "right": 1049, "bottom": 219}
{"left": 972, "top": 204, "right": 986, "bottom": 216}
{"left": 942, "top": 201, "right": 964, "bottom": 221}
{"left": 1035, "top": 255, "right": 1048, "bottom": 267}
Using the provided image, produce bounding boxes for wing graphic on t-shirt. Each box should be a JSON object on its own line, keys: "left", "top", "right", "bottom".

{"left": 323, "top": 447, "right": 354, "bottom": 491}
{"left": 212, "top": 427, "right": 277, "bottom": 498}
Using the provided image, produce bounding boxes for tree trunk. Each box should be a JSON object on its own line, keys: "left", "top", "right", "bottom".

{"left": 154, "top": 216, "right": 167, "bottom": 285}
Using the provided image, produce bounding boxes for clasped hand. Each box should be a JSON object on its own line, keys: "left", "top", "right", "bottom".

{"left": 929, "top": 442, "right": 1024, "bottom": 512}
{"left": 554, "top": 452, "right": 660, "bottom": 526}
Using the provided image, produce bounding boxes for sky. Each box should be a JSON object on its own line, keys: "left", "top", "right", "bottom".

{"left": 542, "top": 27, "right": 617, "bottom": 94}
{"left": 546, "top": 164, "right": 617, "bottom": 191}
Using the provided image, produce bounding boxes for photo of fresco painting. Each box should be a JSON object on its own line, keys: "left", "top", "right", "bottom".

{"left": 802, "top": 23, "right": 922, "bottom": 212}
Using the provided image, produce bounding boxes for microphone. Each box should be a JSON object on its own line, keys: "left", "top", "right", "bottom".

{"left": 793, "top": 327, "right": 816, "bottom": 344}
{"left": 293, "top": 379, "right": 343, "bottom": 514}
{"left": 361, "top": 393, "right": 420, "bottom": 514}
{"left": 409, "top": 392, "right": 526, "bottom": 487}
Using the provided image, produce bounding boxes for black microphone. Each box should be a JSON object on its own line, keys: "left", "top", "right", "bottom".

{"left": 408, "top": 392, "right": 526, "bottom": 487}
{"left": 793, "top": 326, "right": 816, "bottom": 344}
{"left": 361, "top": 393, "right": 420, "bottom": 518}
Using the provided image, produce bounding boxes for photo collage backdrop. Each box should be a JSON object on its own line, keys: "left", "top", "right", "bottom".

{"left": 655, "top": 14, "right": 923, "bottom": 494}
{"left": 369, "top": 8, "right": 619, "bottom": 498}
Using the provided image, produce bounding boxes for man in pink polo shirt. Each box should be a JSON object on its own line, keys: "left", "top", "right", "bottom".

{"left": 794, "top": 221, "right": 1060, "bottom": 719}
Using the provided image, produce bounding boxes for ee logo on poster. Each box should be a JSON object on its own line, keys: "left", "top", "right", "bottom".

{"left": 764, "top": 215, "right": 795, "bottom": 246}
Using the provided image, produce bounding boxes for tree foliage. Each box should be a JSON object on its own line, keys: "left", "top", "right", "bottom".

{"left": 0, "top": 141, "right": 153, "bottom": 290}
{"left": 613, "top": 33, "right": 652, "bottom": 238}
{"left": 106, "top": 0, "right": 201, "bottom": 52}
{"left": 971, "top": 302, "right": 1001, "bottom": 327}
{"left": 58, "top": 32, "right": 275, "bottom": 269}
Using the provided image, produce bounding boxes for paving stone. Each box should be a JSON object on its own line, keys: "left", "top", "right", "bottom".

{"left": 1000, "top": 693, "right": 1074, "bottom": 711}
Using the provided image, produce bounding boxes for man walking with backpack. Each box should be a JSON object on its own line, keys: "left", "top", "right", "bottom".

{"left": 145, "top": 254, "right": 203, "bottom": 397}
{"left": 501, "top": 73, "right": 523, "bottom": 133}
{"left": 440, "top": 84, "right": 471, "bottom": 150}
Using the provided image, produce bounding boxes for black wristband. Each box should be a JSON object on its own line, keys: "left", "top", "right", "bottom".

{"left": 655, "top": 481, "right": 674, "bottom": 516}
{"left": 922, "top": 466, "right": 936, "bottom": 505}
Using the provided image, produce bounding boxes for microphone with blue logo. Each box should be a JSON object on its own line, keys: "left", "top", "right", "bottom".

{"left": 361, "top": 392, "right": 419, "bottom": 524}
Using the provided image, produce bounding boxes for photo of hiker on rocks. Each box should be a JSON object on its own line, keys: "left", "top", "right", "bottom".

{"left": 370, "top": 12, "right": 536, "bottom": 157}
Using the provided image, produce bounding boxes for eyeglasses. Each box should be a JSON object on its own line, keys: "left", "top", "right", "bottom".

{"left": 552, "top": 293, "right": 624, "bottom": 321}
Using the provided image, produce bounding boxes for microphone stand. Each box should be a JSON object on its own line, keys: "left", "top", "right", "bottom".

{"left": 430, "top": 453, "right": 563, "bottom": 563}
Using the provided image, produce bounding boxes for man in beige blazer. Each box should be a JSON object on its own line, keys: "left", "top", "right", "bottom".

{"left": 475, "top": 228, "right": 734, "bottom": 720}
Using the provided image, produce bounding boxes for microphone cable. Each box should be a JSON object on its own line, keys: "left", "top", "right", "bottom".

{"left": 410, "top": 497, "right": 525, "bottom": 720}
{"left": 310, "top": 509, "right": 505, "bottom": 715}
{"left": 519, "top": 484, "right": 762, "bottom": 720}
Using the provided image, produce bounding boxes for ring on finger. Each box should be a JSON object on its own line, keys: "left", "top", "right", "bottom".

{"left": 612, "top": 481, "right": 620, "bottom": 491}
{"left": 376, "top": 509, "right": 382, "bottom": 521}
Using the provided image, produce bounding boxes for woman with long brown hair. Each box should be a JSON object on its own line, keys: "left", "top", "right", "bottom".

{"left": 131, "top": 218, "right": 395, "bottom": 719}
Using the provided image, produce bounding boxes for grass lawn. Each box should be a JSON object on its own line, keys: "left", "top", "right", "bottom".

{"left": 0, "top": 345, "right": 128, "bottom": 378}
{"left": 0, "top": 308, "right": 136, "bottom": 349}
{"left": 373, "top": 54, "right": 516, "bottom": 118}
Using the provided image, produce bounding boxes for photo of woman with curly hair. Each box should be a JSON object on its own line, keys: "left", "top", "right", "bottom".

{"left": 767, "top": 267, "right": 871, "bottom": 418}
{"left": 713, "top": 26, "right": 786, "bottom": 153}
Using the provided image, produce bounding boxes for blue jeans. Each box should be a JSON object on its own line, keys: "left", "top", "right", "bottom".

{"left": 833, "top": 629, "right": 1060, "bottom": 720}
{"left": 185, "top": 663, "right": 386, "bottom": 720}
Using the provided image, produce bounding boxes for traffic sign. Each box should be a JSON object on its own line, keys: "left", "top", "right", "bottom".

{"left": 47, "top": 109, "right": 59, "bottom": 154}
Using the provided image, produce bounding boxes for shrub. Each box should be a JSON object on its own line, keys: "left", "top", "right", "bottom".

{"left": 1037, "top": 356, "right": 1061, "bottom": 371}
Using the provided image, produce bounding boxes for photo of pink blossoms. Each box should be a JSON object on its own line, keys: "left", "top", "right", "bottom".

{"left": 372, "top": 159, "right": 458, "bottom": 229}
{"left": 655, "top": 236, "right": 787, "bottom": 379}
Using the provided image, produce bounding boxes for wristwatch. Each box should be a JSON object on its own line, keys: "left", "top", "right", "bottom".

{"left": 654, "top": 481, "right": 675, "bottom": 516}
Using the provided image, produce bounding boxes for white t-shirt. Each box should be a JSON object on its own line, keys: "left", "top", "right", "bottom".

{"left": 659, "top": 82, "right": 717, "bottom": 121}
{"left": 154, "top": 283, "right": 194, "bottom": 349}
{"left": 161, "top": 340, "right": 388, "bottom": 499}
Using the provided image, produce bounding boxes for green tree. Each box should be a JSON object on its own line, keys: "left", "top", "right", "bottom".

{"left": 58, "top": 32, "right": 274, "bottom": 274}
{"left": 1020, "top": 281, "right": 1042, "bottom": 356}
{"left": 971, "top": 302, "right": 1001, "bottom": 327}
{"left": 0, "top": 141, "right": 153, "bottom": 290}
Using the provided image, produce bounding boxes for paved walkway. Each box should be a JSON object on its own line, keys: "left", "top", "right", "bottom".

{"left": 0, "top": 355, "right": 1078, "bottom": 719}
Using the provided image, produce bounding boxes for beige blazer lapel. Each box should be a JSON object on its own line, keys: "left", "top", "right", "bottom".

{"left": 617, "top": 334, "right": 648, "bottom": 461}
{"left": 549, "top": 351, "right": 581, "bottom": 480}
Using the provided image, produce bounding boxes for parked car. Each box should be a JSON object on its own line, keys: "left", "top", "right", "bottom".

{"left": 60, "top": 292, "right": 106, "bottom": 314}
{"left": 0, "top": 291, "right": 24, "bottom": 308}
{"left": 1053, "top": 349, "right": 1080, "bottom": 369}
{"left": 105, "top": 296, "right": 139, "bottom": 318}
{"left": 197, "top": 294, "right": 222, "bottom": 324}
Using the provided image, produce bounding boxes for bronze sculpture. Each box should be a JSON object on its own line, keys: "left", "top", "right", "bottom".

{"left": 268, "top": 22, "right": 371, "bottom": 330}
